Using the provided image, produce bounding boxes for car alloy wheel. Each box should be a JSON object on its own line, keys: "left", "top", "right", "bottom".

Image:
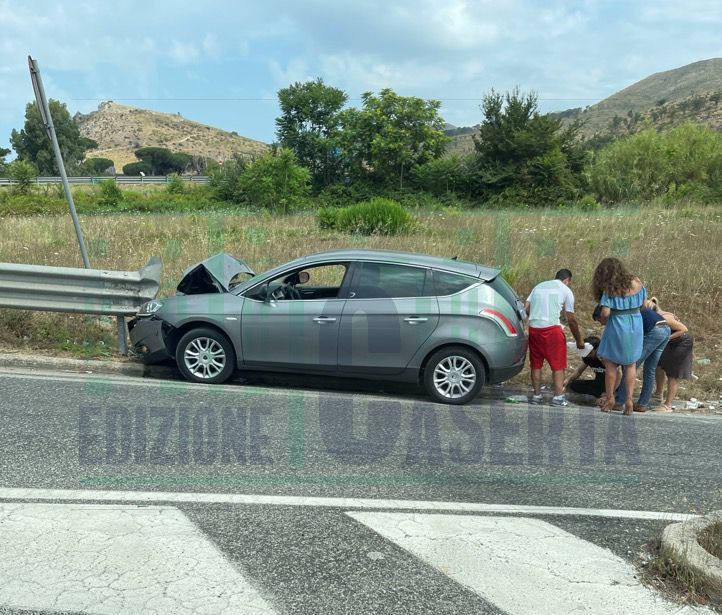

{"left": 424, "top": 345, "right": 485, "bottom": 405}
{"left": 175, "top": 327, "right": 236, "bottom": 385}
{"left": 184, "top": 337, "right": 226, "bottom": 380}
{"left": 433, "top": 355, "right": 476, "bottom": 400}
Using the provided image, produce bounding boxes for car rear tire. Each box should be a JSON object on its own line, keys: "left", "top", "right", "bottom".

{"left": 423, "top": 346, "right": 485, "bottom": 405}
{"left": 175, "top": 328, "right": 236, "bottom": 384}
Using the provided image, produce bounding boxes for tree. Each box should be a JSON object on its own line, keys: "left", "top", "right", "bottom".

{"left": 275, "top": 79, "right": 348, "bottom": 189}
{"left": 78, "top": 157, "right": 114, "bottom": 176}
{"left": 340, "top": 89, "right": 447, "bottom": 188}
{"left": 128, "top": 147, "right": 192, "bottom": 175}
{"left": 122, "top": 161, "right": 153, "bottom": 176}
{"left": 10, "top": 100, "right": 97, "bottom": 175}
{"left": 0, "top": 146, "right": 10, "bottom": 177}
{"left": 237, "top": 148, "right": 310, "bottom": 213}
{"left": 472, "top": 88, "right": 582, "bottom": 203}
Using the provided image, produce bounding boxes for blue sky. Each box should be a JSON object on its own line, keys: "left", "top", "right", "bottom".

{"left": 1, "top": 0, "right": 722, "bottom": 153}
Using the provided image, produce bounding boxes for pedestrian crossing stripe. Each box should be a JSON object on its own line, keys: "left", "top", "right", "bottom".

{"left": 0, "top": 503, "right": 711, "bottom": 615}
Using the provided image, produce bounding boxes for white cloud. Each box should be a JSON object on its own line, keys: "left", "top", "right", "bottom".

{"left": 269, "top": 58, "right": 313, "bottom": 87}
{"left": 170, "top": 41, "right": 200, "bottom": 65}
{"left": 202, "top": 34, "right": 221, "bottom": 60}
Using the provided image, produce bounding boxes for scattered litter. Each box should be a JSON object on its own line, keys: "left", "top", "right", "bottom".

{"left": 505, "top": 395, "right": 529, "bottom": 404}
{"left": 685, "top": 398, "right": 704, "bottom": 409}
{"left": 366, "top": 551, "right": 385, "bottom": 561}
{"left": 696, "top": 358, "right": 711, "bottom": 365}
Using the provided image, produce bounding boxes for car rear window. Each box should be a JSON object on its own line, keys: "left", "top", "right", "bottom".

{"left": 488, "top": 274, "right": 520, "bottom": 308}
{"left": 432, "top": 270, "right": 479, "bottom": 296}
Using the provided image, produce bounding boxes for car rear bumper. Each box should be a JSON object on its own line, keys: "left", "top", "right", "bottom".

{"left": 128, "top": 317, "right": 172, "bottom": 364}
{"left": 487, "top": 334, "right": 527, "bottom": 384}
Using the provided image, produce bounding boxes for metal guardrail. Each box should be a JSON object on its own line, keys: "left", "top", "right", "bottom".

{"left": 0, "top": 176, "right": 210, "bottom": 186}
{"left": 0, "top": 257, "right": 161, "bottom": 316}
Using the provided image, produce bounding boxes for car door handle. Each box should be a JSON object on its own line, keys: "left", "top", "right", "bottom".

{"left": 313, "top": 316, "right": 337, "bottom": 324}
{"left": 403, "top": 316, "right": 428, "bottom": 324}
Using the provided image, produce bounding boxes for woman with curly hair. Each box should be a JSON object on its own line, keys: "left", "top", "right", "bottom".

{"left": 592, "top": 257, "right": 646, "bottom": 415}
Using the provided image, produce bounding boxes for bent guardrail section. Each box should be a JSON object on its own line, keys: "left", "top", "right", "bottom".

{"left": 0, "top": 257, "right": 161, "bottom": 316}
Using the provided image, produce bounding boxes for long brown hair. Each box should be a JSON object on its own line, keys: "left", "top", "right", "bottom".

{"left": 592, "top": 257, "right": 635, "bottom": 300}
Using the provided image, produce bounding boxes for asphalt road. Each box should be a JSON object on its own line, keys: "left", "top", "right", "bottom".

{"left": 0, "top": 366, "right": 720, "bottom": 615}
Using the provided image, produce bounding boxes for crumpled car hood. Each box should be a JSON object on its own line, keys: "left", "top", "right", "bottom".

{"left": 176, "top": 252, "right": 255, "bottom": 295}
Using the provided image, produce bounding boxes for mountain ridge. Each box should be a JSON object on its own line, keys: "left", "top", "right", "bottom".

{"left": 75, "top": 102, "right": 269, "bottom": 172}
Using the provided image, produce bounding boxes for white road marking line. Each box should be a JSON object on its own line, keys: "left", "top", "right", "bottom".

{"left": 0, "top": 487, "right": 697, "bottom": 520}
{"left": 0, "top": 367, "right": 405, "bottom": 404}
{"left": 348, "top": 512, "right": 712, "bottom": 615}
{"left": 0, "top": 503, "right": 276, "bottom": 615}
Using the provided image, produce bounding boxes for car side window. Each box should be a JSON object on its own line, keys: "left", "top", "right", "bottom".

{"left": 432, "top": 270, "right": 479, "bottom": 296}
{"left": 246, "top": 263, "right": 349, "bottom": 301}
{"left": 353, "top": 263, "right": 429, "bottom": 299}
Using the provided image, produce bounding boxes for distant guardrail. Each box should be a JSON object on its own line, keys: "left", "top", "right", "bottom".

{"left": 0, "top": 175, "right": 210, "bottom": 186}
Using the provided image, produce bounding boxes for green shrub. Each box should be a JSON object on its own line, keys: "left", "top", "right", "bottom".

{"left": 237, "top": 148, "right": 311, "bottom": 213}
{"left": 166, "top": 173, "right": 185, "bottom": 195}
{"left": 8, "top": 160, "right": 37, "bottom": 194}
{"left": 316, "top": 207, "right": 339, "bottom": 229}
{"left": 209, "top": 155, "right": 247, "bottom": 203}
{"left": 315, "top": 181, "right": 376, "bottom": 208}
{"left": 332, "top": 198, "right": 414, "bottom": 235}
{"left": 96, "top": 180, "right": 123, "bottom": 208}
{"left": 587, "top": 122, "right": 722, "bottom": 203}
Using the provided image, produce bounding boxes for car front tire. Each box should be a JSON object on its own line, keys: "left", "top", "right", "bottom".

{"left": 175, "top": 327, "right": 236, "bottom": 384}
{"left": 424, "top": 346, "right": 485, "bottom": 405}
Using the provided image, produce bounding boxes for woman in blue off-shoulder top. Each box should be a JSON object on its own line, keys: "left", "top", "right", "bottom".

{"left": 592, "top": 258, "right": 646, "bottom": 415}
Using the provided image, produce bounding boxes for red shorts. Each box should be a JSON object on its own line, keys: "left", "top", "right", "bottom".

{"left": 528, "top": 325, "right": 567, "bottom": 371}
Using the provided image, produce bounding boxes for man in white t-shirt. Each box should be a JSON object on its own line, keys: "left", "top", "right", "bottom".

{"left": 524, "top": 269, "right": 585, "bottom": 406}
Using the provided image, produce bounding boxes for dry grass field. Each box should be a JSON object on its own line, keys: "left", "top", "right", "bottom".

{"left": 1, "top": 206, "right": 720, "bottom": 402}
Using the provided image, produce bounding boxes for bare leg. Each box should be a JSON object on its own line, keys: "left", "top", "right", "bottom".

{"left": 654, "top": 367, "right": 666, "bottom": 400}
{"left": 601, "top": 361, "right": 618, "bottom": 412}
{"left": 531, "top": 368, "right": 542, "bottom": 396}
{"left": 552, "top": 370, "right": 565, "bottom": 396}
{"left": 665, "top": 377, "right": 679, "bottom": 409}
{"left": 623, "top": 363, "right": 636, "bottom": 415}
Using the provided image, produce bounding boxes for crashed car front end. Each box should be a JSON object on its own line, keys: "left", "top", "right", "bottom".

{"left": 128, "top": 253, "right": 255, "bottom": 364}
{"left": 128, "top": 299, "right": 174, "bottom": 363}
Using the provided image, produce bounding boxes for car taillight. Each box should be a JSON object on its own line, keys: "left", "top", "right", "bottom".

{"left": 479, "top": 308, "right": 518, "bottom": 337}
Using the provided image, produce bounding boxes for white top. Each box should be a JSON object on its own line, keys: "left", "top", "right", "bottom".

{"left": 527, "top": 279, "right": 575, "bottom": 329}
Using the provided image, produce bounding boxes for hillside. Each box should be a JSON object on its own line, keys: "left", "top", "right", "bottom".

{"left": 75, "top": 102, "right": 269, "bottom": 172}
{"left": 560, "top": 58, "right": 722, "bottom": 137}
{"left": 445, "top": 58, "right": 722, "bottom": 154}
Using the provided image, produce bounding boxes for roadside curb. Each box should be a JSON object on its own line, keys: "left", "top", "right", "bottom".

{"left": 661, "top": 510, "right": 722, "bottom": 601}
{"left": 0, "top": 352, "right": 177, "bottom": 379}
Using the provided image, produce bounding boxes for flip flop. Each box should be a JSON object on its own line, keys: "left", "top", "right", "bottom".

{"left": 653, "top": 404, "right": 673, "bottom": 413}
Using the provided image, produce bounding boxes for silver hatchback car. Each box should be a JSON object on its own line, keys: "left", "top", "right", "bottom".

{"left": 129, "top": 249, "right": 528, "bottom": 405}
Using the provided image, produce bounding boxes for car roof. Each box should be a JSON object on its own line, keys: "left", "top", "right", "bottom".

{"left": 285, "top": 249, "right": 500, "bottom": 280}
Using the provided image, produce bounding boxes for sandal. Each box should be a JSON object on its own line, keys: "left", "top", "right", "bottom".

{"left": 633, "top": 404, "right": 647, "bottom": 413}
{"left": 653, "top": 404, "right": 673, "bottom": 413}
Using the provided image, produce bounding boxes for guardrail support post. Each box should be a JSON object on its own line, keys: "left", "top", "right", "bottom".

{"left": 116, "top": 316, "right": 128, "bottom": 355}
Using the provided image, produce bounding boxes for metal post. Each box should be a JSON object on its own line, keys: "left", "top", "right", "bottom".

{"left": 28, "top": 57, "right": 131, "bottom": 355}
{"left": 117, "top": 317, "right": 128, "bottom": 355}
{"left": 28, "top": 56, "right": 90, "bottom": 269}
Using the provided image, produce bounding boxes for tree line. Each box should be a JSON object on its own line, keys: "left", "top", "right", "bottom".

{"left": 3, "top": 81, "right": 722, "bottom": 208}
